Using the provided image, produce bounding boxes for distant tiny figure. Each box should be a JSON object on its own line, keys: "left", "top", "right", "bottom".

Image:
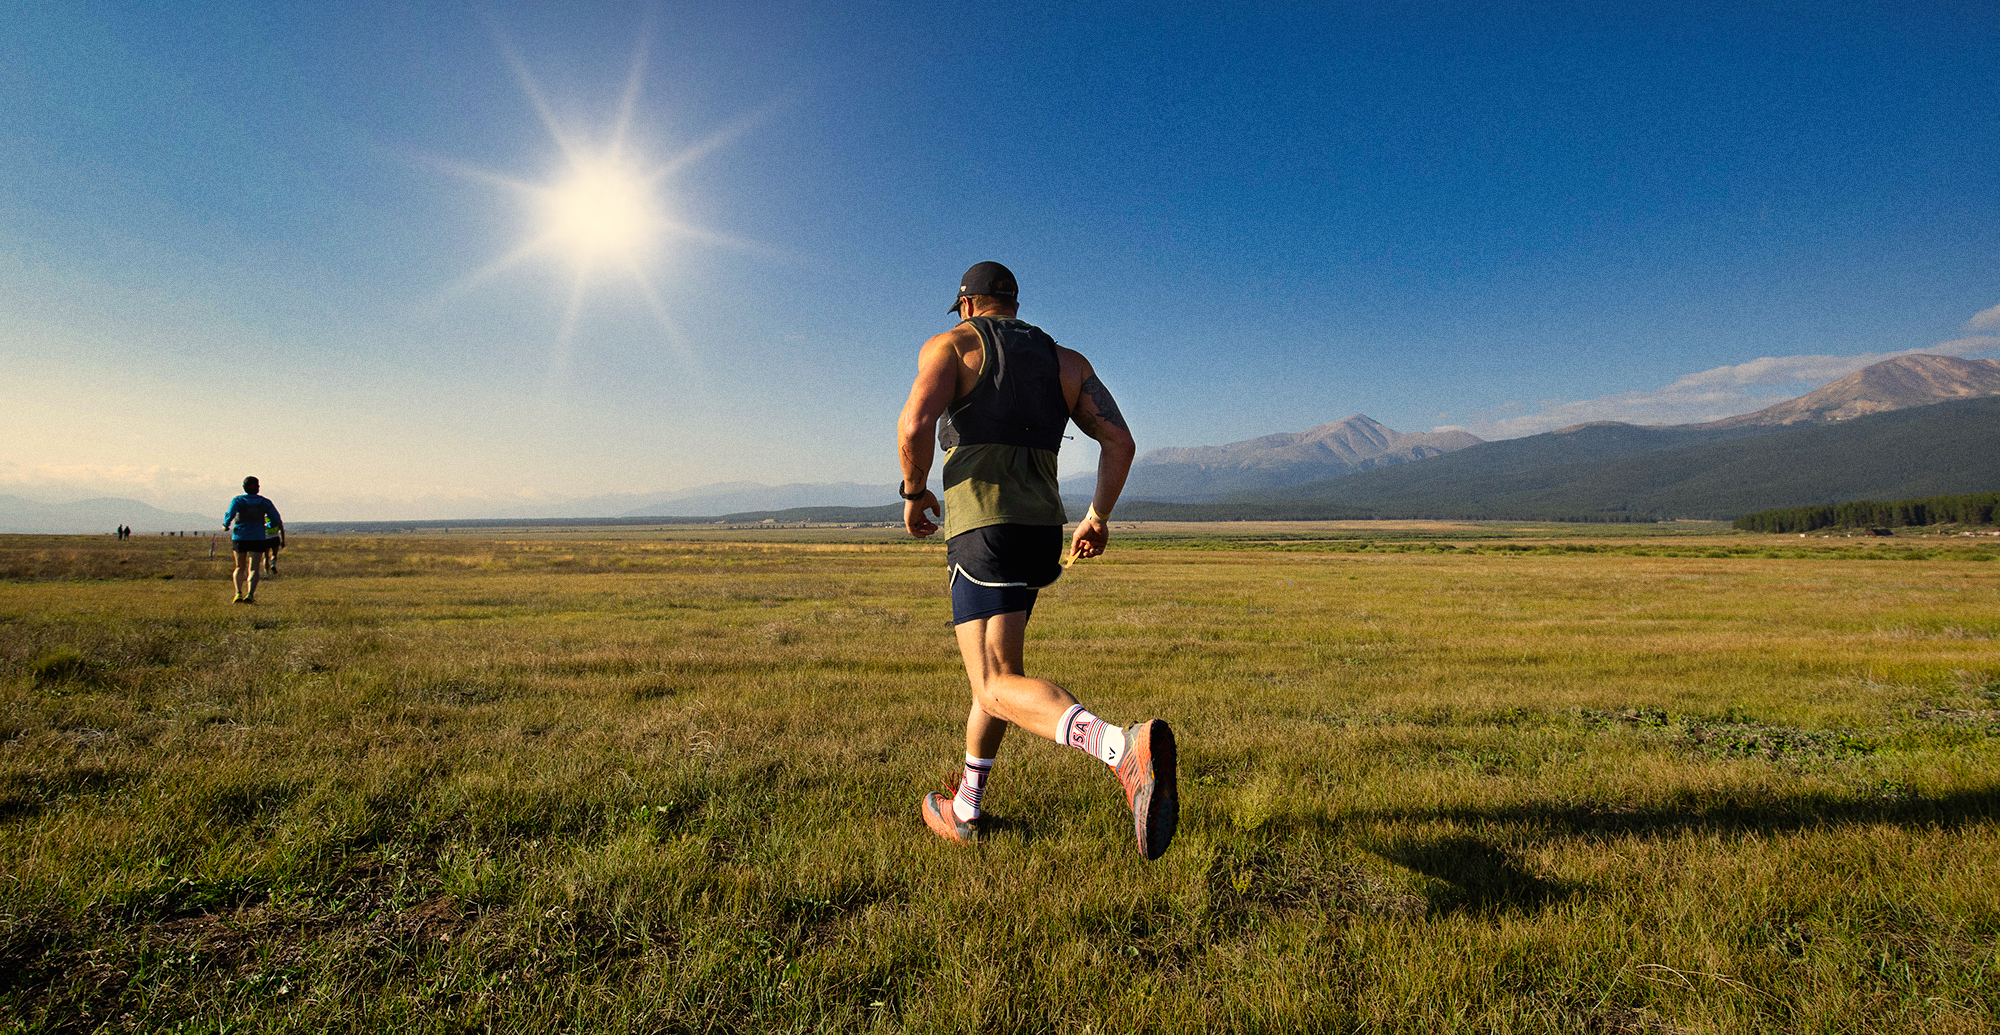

{"left": 223, "top": 476, "right": 284, "bottom": 604}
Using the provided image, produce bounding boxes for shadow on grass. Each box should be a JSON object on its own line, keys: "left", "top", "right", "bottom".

{"left": 1322, "top": 785, "right": 2000, "bottom": 918}
{"left": 1359, "top": 784, "right": 2000, "bottom": 841}
{"left": 1372, "top": 834, "right": 1570, "bottom": 916}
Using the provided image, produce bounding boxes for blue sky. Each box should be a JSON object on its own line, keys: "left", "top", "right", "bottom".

{"left": 3, "top": 1, "right": 1996, "bottom": 519}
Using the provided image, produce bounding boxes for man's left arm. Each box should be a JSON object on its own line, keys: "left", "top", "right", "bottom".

{"left": 1067, "top": 362, "right": 1136, "bottom": 559}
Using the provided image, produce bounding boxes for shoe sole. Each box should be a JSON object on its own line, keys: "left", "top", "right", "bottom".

{"left": 1125, "top": 720, "right": 1179, "bottom": 860}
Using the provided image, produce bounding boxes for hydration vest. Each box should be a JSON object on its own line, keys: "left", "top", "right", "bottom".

{"left": 939, "top": 317, "right": 1069, "bottom": 453}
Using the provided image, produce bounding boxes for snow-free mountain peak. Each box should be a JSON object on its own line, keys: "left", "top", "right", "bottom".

{"left": 1696, "top": 354, "right": 2000, "bottom": 429}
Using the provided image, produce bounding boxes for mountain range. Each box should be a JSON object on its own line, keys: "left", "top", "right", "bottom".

{"left": 1210, "top": 395, "right": 1999, "bottom": 521}
{"left": 1187, "top": 354, "right": 2000, "bottom": 520}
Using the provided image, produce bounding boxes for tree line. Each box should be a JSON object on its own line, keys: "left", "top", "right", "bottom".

{"left": 1733, "top": 491, "right": 2000, "bottom": 533}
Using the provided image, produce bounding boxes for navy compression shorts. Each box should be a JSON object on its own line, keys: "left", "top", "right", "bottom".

{"left": 945, "top": 523, "right": 1064, "bottom": 625}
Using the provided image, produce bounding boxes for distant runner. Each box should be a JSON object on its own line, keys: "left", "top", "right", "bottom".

{"left": 897, "top": 261, "right": 1178, "bottom": 859}
{"left": 223, "top": 477, "right": 283, "bottom": 604}
{"left": 262, "top": 513, "right": 283, "bottom": 575}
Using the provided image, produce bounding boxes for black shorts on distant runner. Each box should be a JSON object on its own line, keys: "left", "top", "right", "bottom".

{"left": 946, "top": 523, "right": 1064, "bottom": 625}
{"left": 232, "top": 538, "right": 276, "bottom": 554}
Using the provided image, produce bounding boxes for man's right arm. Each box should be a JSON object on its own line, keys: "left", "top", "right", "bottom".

{"left": 896, "top": 332, "right": 962, "bottom": 538}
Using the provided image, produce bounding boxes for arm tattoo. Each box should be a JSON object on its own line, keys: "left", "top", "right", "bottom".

{"left": 1080, "top": 374, "right": 1129, "bottom": 432}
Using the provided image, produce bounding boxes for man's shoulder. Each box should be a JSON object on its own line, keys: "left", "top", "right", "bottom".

{"left": 924, "top": 321, "right": 984, "bottom": 353}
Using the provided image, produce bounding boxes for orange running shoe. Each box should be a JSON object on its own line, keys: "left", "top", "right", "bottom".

{"left": 921, "top": 789, "right": 981, "bottom": 844}
{"left": 1114, "top": 719, "right": 1178, "bottom": 860}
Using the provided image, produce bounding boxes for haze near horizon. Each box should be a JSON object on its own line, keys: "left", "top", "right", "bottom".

{"left": 4, "top": 2, "right": 1996, "bottom": 521}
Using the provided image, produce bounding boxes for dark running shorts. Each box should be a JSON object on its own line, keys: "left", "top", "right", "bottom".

{"left": 232, "top": 538, "right": 275, "bottom": 554}
{"left": 946, "top": 523, "right": 1064, "bottom": 625}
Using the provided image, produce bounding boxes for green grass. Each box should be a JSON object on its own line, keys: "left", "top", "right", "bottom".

{"left": 2, "top": 530, "right": 1997, "bottom": 1033}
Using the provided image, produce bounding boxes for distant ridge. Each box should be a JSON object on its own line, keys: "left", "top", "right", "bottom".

{"left": 0, "top": 494, "right": 216, "bottom": 535}
{"left": 480, "top": 481, "right": 899, "bottom": 520}
{"left": 1074, "top": 415, "right": 1482, "bottom": 501}
{"left": 291, "top": 504, "right": 905, "bottom": 534}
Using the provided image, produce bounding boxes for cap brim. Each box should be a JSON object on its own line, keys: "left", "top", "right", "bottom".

{"left": 947, "top": 295, "right": 963, "bottom": 314}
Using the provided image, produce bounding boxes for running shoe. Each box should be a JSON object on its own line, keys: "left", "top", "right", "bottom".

{"left": 1114, "top": 719, "right": 1178, "bottom": 860}
{"left": 921, "top": 790, "right": 981, "bottom": 844}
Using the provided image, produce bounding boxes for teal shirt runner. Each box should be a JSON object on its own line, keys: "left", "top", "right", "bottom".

{"left": 224, "top": 494, "right": 281, "bottom": 541}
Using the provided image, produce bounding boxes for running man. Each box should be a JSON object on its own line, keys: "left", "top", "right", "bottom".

{"left": 897, "top": 261, "right": 1178, "bottom": 859}
{"left": 223, "top": 476, "right": 283, "bottom": 603}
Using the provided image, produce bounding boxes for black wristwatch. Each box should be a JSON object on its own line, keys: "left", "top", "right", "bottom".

{"left": 899, "top": 482, "right": 927, "bottom": 501}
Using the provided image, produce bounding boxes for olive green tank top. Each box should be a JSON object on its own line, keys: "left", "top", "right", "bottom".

{"left": 941, "top": 443, "right": 1066, "bottom": 539}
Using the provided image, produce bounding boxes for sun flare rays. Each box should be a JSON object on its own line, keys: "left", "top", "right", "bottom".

{"left": 430, "top": 30, "right": 766, "bottom": 366}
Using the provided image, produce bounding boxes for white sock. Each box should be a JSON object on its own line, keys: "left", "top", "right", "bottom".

{"left": 952, "top": 754, "right": 994, "bottom": 822}
{"left": 1059, "top": 704, "right": 1127, "bottom": 768}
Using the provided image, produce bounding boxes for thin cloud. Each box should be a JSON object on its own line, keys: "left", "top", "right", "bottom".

{"left": 1664, "top": 336, "right": 2000, "bottom": 391}
{"left": 1438, "top": 326, "right": 2000, "bottom": 441}
{"left": 1438, "top": 384, "right": 1796, "bottom": 440}
{"left": 1932, "top": 334, "right": 2000, "bottom": 353}
{"left": 1967, "top": 303, "right": 2000, "bottom": 331}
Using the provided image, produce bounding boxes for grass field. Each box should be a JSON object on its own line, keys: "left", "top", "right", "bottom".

{"left": 3, "top": 527, "right": 1997, "bottom": 1033}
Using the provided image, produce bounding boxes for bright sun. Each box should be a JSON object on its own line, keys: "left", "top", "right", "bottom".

{"left": 542, "top": 157, "right": 660, "bottom": 264}
{"left": 437, "top": 36, "right": 764, "bottom": 348}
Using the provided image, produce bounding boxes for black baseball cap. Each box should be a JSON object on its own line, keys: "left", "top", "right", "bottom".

{"left": 948, "top": 261, "right": 1019, "bottom": 312}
